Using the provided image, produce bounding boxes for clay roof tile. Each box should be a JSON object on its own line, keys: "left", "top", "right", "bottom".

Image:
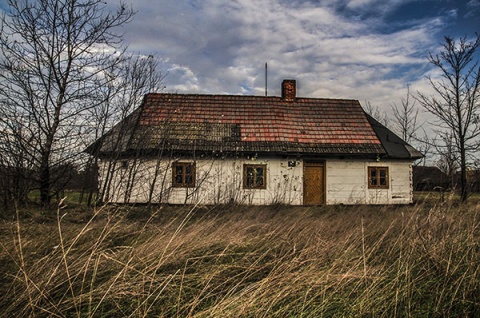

{"left": 89, "top": 92, "right": 423, "bottom": 158}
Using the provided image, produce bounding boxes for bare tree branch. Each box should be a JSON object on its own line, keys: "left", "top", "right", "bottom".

{"left": 391, "top": 84, "right": 421, "bottom": 143}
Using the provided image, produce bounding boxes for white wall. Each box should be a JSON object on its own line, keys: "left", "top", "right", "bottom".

{"left": 326, "top": 160, "right": 413, "bottom": 204}
{"left": 98, "top": 157, "right": 304, "bottom": 205}
{"left": 98, "top": 157, "right": 413, "bottom": 205}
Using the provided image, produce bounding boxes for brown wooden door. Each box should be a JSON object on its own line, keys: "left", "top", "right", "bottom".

{"left": 304, "top": 163, "right": 325, "bottom": 205}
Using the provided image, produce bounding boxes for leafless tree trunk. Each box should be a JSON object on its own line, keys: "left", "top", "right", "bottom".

{"left": 417, "top": 34, "right": 480, "bottom": 202}
{"left": 435, "top": 132, "right": 459, "bottom": 189}
{"left": 0, "top": 0, "right": 133, "bottom": 206}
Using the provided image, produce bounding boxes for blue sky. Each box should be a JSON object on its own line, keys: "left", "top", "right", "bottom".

{"left": 1, "top": 0, "right": 479, "bottom": 109}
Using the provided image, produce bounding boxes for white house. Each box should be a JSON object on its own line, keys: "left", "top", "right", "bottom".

{"left": 87, "top": 80, "right": 423, "bottom": 205}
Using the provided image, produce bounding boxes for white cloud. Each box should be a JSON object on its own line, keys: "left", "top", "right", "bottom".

{"left": 466, "top": 0, "right": 480, "bottom": 17}
{"left": 345, "top": 0, "right": 379, "bottom": 10}
{"left": 345, "top": 0, "right": 416, "bottom": 13}
{"left": 101, "top": 0, "right": 459, "bottom": 111}
{"left": 467, "top": 0, "right": 480, "bottom": 9}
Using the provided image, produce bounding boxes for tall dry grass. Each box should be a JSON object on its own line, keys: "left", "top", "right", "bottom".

{"left": 1, "top": 199, "right": 479, "bottom": 317}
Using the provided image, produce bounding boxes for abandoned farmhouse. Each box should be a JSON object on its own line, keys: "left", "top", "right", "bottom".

{"left": 87, "top": 80, "right": 423, "bottom": 205}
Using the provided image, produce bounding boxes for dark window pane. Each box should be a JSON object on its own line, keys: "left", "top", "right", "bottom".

{"left": 256, "top": 175, "right": 263, "bottom": 186}
{"left": 175, "top": 165, "right": 183, "bottom": 175}
{"left": 380, "top": 169, "right": 387, "bottom": 178}
{"left": 246, "top": 167, "right": 254, "bottom": 187}
{"left": 256, "top": 168, "right": 263, "bottom": 186}
{"left": 175, "top": 174, "right": 183, "bottom": 184}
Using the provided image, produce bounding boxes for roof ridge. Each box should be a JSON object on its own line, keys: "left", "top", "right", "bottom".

{"left": 145, "top": 92, "right": 359, "bottom": 102}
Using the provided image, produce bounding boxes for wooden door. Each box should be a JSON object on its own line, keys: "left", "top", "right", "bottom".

{"left": 304, "top": 162, "right": 325, "bottom": 205}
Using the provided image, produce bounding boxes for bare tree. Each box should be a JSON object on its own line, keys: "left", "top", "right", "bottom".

{"left": 417, "top": 34, "right": 480, "bottom": 202}
{"left": 85, "top": 53, "right": 166, "bottom": 205}
{"left": 363, "top": 100, "right": 389, "bottom": 127}
{"left": 0, "top": 0, "right": 134, "bottom": 205}
{"left": 391, "top": 85, "right": 420, "bottom": 144}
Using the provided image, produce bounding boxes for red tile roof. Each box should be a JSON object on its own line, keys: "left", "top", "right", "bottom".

{"left": 89, "top": 92, "right": 389, "bottom": 156}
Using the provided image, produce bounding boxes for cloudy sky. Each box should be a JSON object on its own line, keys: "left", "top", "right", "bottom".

{"left": 103, "top": 0, "right": 479, "bottom": 109}
{"left": 0, "top": 0, "right": 478, "bottom": 109}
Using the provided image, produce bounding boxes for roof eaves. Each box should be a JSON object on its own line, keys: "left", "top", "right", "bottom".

{"left": 365, "top": 113, "right": 423, "bottom": 160}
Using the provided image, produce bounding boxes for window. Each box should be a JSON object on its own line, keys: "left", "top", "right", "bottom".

{"left": 172, "top": 162, "right": 196, "bottom": 187}
{"left": 243, "top": 164, "right": 266, "bottom": 189}
{"left": 368, "top": 166, "right": 389, "bottom": 189}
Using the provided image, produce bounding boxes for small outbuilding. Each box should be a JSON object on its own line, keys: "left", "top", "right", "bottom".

{"left": 87, "top": 80, "right": 423, "bottom": 205}
{"left": 413, "top": 166, "right": 450, "bottom": 191}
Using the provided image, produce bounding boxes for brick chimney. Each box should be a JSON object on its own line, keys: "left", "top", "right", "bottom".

{"left": 282, "top": 79, "right": 296, "bottom": 101}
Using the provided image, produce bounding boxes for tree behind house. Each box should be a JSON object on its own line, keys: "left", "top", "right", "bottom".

{"left": 391, "top": 85, "right": 420, "bottom": 144}
{"left": 417, "top": 34, "right": 480, "bottom": 202}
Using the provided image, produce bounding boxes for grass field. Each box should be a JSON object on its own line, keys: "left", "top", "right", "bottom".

{"left": 1, "top": 198, "right": 479, "bottom": 317}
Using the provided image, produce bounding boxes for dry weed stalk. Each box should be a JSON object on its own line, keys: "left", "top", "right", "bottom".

{"left": 0, "top": 200, "right": 479, "bottom": 317}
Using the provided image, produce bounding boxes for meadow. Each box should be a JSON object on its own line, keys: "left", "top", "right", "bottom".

{"left": 1, "top": 194, "right": 479, "bottom": 317}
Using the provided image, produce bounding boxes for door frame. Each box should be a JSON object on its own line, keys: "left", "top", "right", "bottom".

{"left": 303, "top": 161, "right": 326, "bottom": 205}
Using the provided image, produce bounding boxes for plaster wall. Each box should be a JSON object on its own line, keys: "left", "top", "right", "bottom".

{"left": 326, "top": 160, "right": 413, "bottom": 204}
{"left": 98, "top": 157, "right": 304, "bottom": 205}
{"left": 98, "top": 157, "right": 413, "bottom": 205}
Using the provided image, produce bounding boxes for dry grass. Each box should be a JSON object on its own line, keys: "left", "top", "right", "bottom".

{"left": 1, "top": 199, "right": 479, "bottom": 317}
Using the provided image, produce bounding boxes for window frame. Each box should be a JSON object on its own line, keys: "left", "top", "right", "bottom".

{"left": 243, "top": 164, "right": 267, "bottom": 189}
{"left": 172, "top": 162, "right": 196, "bottom": 188}
{"left": 368, "top": 166, "right": 389, "bottom": 189}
